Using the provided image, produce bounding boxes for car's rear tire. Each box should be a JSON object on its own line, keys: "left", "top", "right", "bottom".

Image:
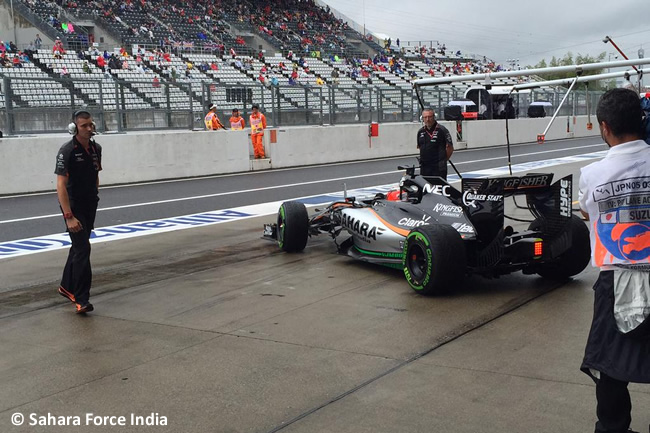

{"left": 403, "top": 225, "right": 466, "bottom": 296}
{"left": 277, "top": 201, "right": 309, "bottom": 252}
{"left": 529, "top": 215, "right": 591, "bottom": 279}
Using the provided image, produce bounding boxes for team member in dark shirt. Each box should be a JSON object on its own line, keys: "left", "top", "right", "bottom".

{"left": 54, "top": 110, "right": 102, "bottom": 314}
{"left": 417, "top": 108, "right": 454, "bottom": 179}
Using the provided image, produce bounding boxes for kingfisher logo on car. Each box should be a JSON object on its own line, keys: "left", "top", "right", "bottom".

{"left": 432, "top": 203, "right": 463, "bottom": 217}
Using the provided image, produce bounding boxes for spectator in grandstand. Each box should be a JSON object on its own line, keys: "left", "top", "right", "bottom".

{"left": 229, "top": 108, "right": 245, "bottom": 130}
{"left": 54, "top": 110, "right": 101, "bottom": 314}
{"left": 152, "top": 76, "right": 160, "bottom": 88}
{"left": 270, "top": 75, "right": 279, "bottom": 87}
{"left": 315, "top": 75, "right": 324, "bottom": 86}
{"left": 83, "top": 61, "right": 91, "bottom": 74}
{"left": 249, "top": 104, "right": 267, "bottom": 159}
{"left": 12, "top": 55, "right": 22, "bottom": 68}
{"left": 34, "top": 34, "right": 42, "bottom": 50}
{"left": 204, "top": 104, "right": 225, "bottom": 130}
{"left": 417, "top": 108, "right": 453, "bottom": 179}
{"left": 96, "top": 54, "right": 105, "bottom": 70}
{"left": 330, "top": 68, "right": 339, "bottom": 85}
{"left": 578, "top": 88, "right": 650, "bottom": 433}
{"left": 25, "top": 42, "right": 36, "bottom": 56}
{"left": 60, "top": 66, "right": 69, "bottom": 76}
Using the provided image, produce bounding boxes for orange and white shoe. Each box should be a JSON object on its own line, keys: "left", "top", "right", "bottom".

{"left": 75, "top": 302, "right": 94, "bottom": 314}
{"left": 58, "top": 286, "right": 75, "bottom": 303}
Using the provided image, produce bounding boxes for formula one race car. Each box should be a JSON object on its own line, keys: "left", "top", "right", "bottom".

{"left": 263, "top": 166, "right": 591, "bottom": 295}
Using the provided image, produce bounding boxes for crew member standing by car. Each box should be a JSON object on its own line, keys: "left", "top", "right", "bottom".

{"left": 55, "top": 110, "right": 102, "bottom": 314}
{"left": 578, "top": 88, "right": 650, "bottom": 433}
{"left": 417, "top": 108, "right": 453, "bottom": 179}
{"left": 249, "top": 104, "right": 267, "bottom": 159}
{"left": 204, "top": 103, "right": 225, "bottom": 130}
{"left": 229, "top": 108, "right": 245, "bottom": 130}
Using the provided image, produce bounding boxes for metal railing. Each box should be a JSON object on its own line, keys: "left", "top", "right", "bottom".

{"left": 0, "top": 75, "right": 605, "bottom": 135}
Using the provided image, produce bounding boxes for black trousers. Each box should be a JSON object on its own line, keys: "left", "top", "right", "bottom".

{"left": 595, "top": 373, "right": 631, "bottom": 433}
{"left": 60, "top": 206, "right": 97, "bottom": 305}
{"left": 420, "top": 165, "right": 447, "bottom": 180}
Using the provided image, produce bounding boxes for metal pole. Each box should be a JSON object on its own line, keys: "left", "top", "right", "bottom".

{"left": 10, "top": 0, "right": 17, "bottom": 46}
{"left": 115, "top": 81, "right": 124, "bottom": 132}
{"left": 603, "top": 36, "right": 639, "bottom": 73}
{"left": 98, "top": 79, "right": 105, "bottom": 132}
{"left": 414, "top": 58, "right": 650, "bottom": 88}
{"left": 188, "top": 83, "right": 193, "bottom": 130}
{"left": 319, "top": 86, "right": 323, "bottom": 126}
{"left": 4, "top": 77, "right": 13, "bottom": 135}
{"left": 540, "top": 77, "right": 579, "bottom": 140}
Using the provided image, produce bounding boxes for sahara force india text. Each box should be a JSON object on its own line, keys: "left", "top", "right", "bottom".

{"left": 27, "top": 412, "right": 167, "bottom": 426}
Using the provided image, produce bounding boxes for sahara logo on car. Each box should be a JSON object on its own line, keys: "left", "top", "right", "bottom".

{"left": 341, "top": 214, "right": 384, "bottom": 240}
{"left": 422, "top": 184, "right": 451, "bottom": 196}
{"left": 398, "top": 215, "right": 432, "bottom": 228}
{"left": 559, "top": 178, "right": 571, "bottom": 218}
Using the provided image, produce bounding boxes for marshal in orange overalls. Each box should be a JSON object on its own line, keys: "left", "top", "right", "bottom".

{"left": 249, "top": 108, "right": 267, "bottom": 159}
{"left": 229, "top": 114, "right": 245, "bottom": 130}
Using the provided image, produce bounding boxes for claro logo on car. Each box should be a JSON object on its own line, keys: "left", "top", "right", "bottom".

{"left": 341, "top": 214, "right": 384, "bottom": 240}
{"left": 398, "top": 215, "right": 431, "bottom": 228}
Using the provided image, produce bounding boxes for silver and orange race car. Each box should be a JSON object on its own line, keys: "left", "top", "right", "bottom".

{"left": 263, "top": 166, "right": 590, "bottom": 295}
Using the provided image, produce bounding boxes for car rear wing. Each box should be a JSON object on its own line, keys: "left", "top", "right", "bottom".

{"left": 462, "top": 173, "right": 573, "bottom": 235}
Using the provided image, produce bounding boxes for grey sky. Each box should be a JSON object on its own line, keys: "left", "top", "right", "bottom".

{"left": 322, "top": 0, "right": 649, "bottom": 66}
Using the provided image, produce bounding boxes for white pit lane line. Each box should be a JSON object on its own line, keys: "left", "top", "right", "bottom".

{"left": 0, "top": 144, "right": 604, "bottom": 225}
{"left": 0, "top": 151, "right": 606, "bottom": 259}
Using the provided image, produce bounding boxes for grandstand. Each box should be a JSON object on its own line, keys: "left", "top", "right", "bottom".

{"left": 0, "top": 0, "right": 597, "bottom": 134}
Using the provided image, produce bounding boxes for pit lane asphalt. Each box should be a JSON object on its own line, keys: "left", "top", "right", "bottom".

{"left": 0, "top": 136, "right": 603, "bottom": 242}
{"left": 1, "top": 157, "right": 649, "bottom": 433}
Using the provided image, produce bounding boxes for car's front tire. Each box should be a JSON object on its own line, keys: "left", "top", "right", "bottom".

{"left": 277, "top": 201, "right": 309, "bottom": 252}
{"left": 403, "top": 225, "right": 466, "bottom": 295}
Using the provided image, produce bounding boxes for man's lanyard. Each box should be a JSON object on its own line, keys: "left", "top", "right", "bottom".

{"left": 424, "top": 124, "right": 439, "bottom": 140}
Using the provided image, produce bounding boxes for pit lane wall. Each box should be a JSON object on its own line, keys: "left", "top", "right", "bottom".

{"left": 0, "top": 116, "right": 597, "bottom": 195}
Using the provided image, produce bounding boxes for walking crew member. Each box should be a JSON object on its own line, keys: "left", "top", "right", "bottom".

{"left": 55, "top": 110, "right": 102, "bottom": 314}
{"left": 417, "top": 108, "right": 453, "bottom": 179}
{"left": 229, "top": 108, "right": 245, "bottom": 130}
{"left": 204, "top": 103, "right": 225, "bottom": 130}
{"left": 578, "top": 88, "right": 650, "bottom": 433}
{"left": 249, "top": 104, "right": 267, "bottom": 159}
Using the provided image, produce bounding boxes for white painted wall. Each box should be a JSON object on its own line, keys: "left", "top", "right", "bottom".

{"left": 0, "top": 130, "right": 250, "bottom": 194}
{"left": 0, "top": 116, "right": 598, "bottom": 195}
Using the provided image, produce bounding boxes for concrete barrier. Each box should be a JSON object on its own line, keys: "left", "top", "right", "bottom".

{"left": 0, "top": 130, "right": 250, "bottom": 195}
{"left": 0, "top": 116, "right": 599, "bottom": 195}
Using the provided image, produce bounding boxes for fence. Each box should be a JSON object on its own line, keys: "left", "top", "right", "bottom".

{"left": 0, "top": 75, "right": 605, "bottom": 135}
